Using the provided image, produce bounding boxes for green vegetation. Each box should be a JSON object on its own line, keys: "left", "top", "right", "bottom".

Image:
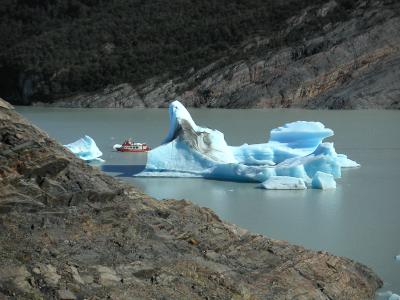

{"left": 0, "top": 0, "right": 360, "bottom": 104}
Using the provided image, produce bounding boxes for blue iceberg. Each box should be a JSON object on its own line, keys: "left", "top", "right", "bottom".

{"left": 377, "top": 291, "right": 400, "bottom": 300}
{"left": 311, "top": 171, "right": 337, "bottom": 189}
{"left": 64, "top": 135, "right": 104, "bottom": 162}
{"left": 389, "top": 293, "right": 400, "bottom": 300}
{"left": 261, "top": 176, "right": 307, "bottom": 190}
{"left": 137, "top": 101, "right": 359, "bottom": 189}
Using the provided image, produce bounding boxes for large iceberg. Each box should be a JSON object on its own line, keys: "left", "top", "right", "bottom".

{"left": 64, "top": 135, "right": 104, "bottom": 162}
{"left": 137, "top": 101, "right": 359, "bottom": 189}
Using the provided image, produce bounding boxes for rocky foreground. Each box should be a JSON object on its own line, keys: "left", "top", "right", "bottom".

{"left": 0, "top": 97, "right": 382, "bottom": 299}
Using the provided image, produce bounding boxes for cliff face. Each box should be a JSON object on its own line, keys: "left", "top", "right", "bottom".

{"left": 182, "top": 4, "right": 400, "bottom": 109}
{"left": 35, "top": 1, "right": 400, "bottom": 109}
{"left": 2, "top": 1, "right": 400, "bottom": 109}
{"left": 0, "top": 98, "right": 383, "bottom": 298}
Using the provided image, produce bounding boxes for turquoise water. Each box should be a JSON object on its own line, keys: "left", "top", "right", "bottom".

{"left": 16, "top": 106, "right": 400, "bottom": 295}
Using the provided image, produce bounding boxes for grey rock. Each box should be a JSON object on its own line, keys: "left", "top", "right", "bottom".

{"left": 317, "top": 1, "right": 338, "bottom": 17}
{"left": 69, "top": 266, "right": 84, "bottom": 285}
{"left": 96, "top": 265, "right": 121, "bottom": 286}
{"left": 0, "top": 97, "right": 383, "bottom": 298}
{"left": 0, "top": 266, "right": 32, "bottom": 293}
{"left": 0, "top": 98, "right": 14, "bottom": 110}
{"left": 57, "top": 289, "right": 77, "bottom": 300}
{"left": 34, "top": 83, "right": 145, "bottom": 108}
{"left": 38, "top": 264, "right": 61, "bottom": 287}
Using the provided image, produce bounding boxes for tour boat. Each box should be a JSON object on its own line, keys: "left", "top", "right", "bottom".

{"left": 115, "top": 139, "right": 151, "bottom": 152}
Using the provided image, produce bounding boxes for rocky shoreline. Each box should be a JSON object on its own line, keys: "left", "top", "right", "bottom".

{"left": 0, "top": 97, "right": 382, "bottom": 299}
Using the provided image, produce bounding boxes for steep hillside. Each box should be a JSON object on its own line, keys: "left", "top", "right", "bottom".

{"left": 1, "top": 0, "right": 399, "bottom": 108}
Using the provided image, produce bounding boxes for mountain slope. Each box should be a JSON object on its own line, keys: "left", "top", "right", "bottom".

{"left": 1, "top": 0, "right": 399, "bottom": 108}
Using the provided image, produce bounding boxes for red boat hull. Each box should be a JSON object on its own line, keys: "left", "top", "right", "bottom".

{"left": 116, "top": 139, "right": 150, "bottom": 153}
{"left": 116, "top": 148, "right": 149, "bottom": 153}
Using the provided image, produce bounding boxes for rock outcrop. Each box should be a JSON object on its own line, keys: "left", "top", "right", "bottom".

{"left": 0, "top": 97, "right": 383, "bottom": 298}
{"left": 33, "top": 1, "right": 400, "bottom": 109}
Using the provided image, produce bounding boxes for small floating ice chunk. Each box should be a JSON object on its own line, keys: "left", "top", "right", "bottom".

{"left": 377, "top": 291, "right": 400, "bottom": 300}
{"left": 261, "top": 176, "right": 307, "bottom": 190}
{"left": 88, "top": 157, "right": 105, "bottom": 164}
{"left": 389, "top": 293, "right": 400, "bottom": 300}
{"left": 64, "top": 135, "right": 103, "bottom": 162}
{"left": 311, "top": 171, "right": 336, "bottom": 189}
{"left": 395, "top": 254, "right": 400, "bottom": 261}
{"left": 336, "top": 154, "right": 360, "bottom": 168}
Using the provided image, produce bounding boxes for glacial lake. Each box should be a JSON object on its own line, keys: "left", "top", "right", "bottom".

{"left": 16, "top": 106, "right": 400, "bottom": 296}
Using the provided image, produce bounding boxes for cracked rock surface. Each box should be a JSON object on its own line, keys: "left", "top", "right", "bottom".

{"left": 0, "top": 97, "right": 382, "bottom": 299}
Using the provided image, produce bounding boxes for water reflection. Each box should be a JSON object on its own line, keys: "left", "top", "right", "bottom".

{"left": 102, "top": 164, "right": 146, "bottom": 177}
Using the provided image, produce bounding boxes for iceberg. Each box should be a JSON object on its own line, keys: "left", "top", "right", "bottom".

{"left": 137, "top": 101, "right": 359, "bottom": 189}
{"left": 64, "top": 135, "right": 104, "bottom": 162}
{"left": 261, "top": 176, "right": 307, "bottom": 190}
{"left": 311, "top": 171, "right": 337, "bottom": 189}
{"left": 377, "top": 291, "right": 400, "bottom": 300}
{"left": 389, "top": 293, "right": 400, "bottom": 300}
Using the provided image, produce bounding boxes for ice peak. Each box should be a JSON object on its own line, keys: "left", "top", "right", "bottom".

{"left": 138, "top": 101, "right": 359, "bottom": 189}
